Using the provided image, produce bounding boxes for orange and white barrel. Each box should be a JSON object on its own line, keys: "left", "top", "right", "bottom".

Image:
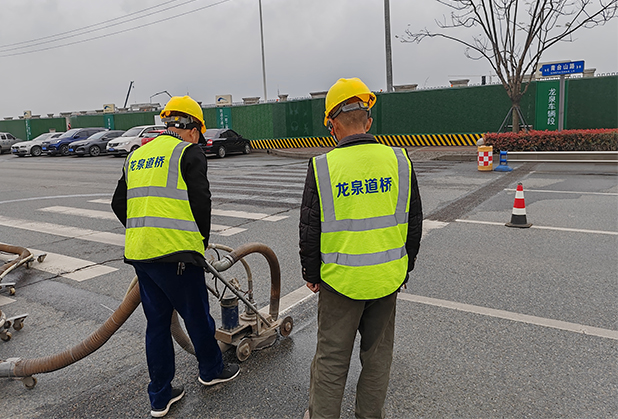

{"left": 477, "top": 145, "right": 493, "bottom": 171}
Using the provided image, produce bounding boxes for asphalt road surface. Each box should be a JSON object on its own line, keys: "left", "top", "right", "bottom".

{"left": 0, "top": 151, "right": 616, "bottom": 418}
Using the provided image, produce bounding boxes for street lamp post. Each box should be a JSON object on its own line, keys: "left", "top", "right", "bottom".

{"left": 258, "top": 0, "right": 267, "bottom": 101}
{"left": 384, "top": 0, "right": 393, "bottom": 92}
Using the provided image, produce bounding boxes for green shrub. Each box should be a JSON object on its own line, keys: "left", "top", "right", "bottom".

{"left": 484, "top": 129, "right": 618, "bottom": 151}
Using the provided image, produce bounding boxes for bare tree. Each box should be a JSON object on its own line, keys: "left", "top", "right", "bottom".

{"left": 400, "top": 0, "right": 617, "bottom": 132}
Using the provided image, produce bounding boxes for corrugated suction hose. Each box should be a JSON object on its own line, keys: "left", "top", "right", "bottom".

{"left": 0, "top": 242, "right": 281, "bottom": 380}
{"left": 0, "top": 279, "right": 141, "bottom": 379}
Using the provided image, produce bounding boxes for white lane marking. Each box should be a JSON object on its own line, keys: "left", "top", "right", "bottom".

{"left": 211, "top": 224, "right": 246, "bottom": 236}
{"left": 0, "top": 295, "right": 16, "bottom": 306}
{"left": 422, "top": 220, "right": 449, "bottom": 237}
{"left": 212, "top": 209, "right": 288, "bottom": 222}
{"left": 213, "top": 193, "right": 300, "bottom": 204}
{"left": 257, "top": 283, "right": 618, "bottom": 341}
{"left": 275, "top": 286, "right": 315, "bottom": 316}
{"left": 505, "top": 188, "right": 618, "bottom": 196}
{"left": 0, "top": 215, "right": 125, "bottom": 246}
{"left": 398, "top": 293, "right": 618, "bottom": 341}
{"left": 456, "top": 219, "right": 618, "bottom": 236}
{"left": 0, "top": 247, "right": 117, "bottom": 282}
{"left": 0, "top": 214, "right": 245, "bottom": 241}
{"left": 0, "top": 193, "right": 110, "bottom": 205}
{"left": 89, "top": 201, "right": 289, "bottom": 222}
{"left": 40, "top": 206, "right": 117, "bottom": 220}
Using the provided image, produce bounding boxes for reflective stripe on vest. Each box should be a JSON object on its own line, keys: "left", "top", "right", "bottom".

{"left": 124, "top": 136, "right": 204, "bottom": 261}
{"left": 313, "top": 143, "right": 411, "bottom": 299}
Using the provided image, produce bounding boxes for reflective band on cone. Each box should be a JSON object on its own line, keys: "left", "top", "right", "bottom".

{"left": 506, "top": 183, "right": 532, "bottom": 228}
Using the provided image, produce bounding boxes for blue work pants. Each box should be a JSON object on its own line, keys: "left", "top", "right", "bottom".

{"left": 134, "top": 261, "right": 223, "bottom": 409}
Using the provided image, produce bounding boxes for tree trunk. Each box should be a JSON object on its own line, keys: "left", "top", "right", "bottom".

{"left": 511, "top": 104, "right": 521, "bottom": 133}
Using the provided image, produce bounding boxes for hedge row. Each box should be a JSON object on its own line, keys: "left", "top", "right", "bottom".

{"left": 484, "top": 129, "right": 618, "bottom": 151}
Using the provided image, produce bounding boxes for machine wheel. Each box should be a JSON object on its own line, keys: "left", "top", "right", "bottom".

{"left": 13, "top": 319, "right": 24, "bottom": 331}
{"left": 1, "top": 331, "right": 12, "bottom": 342}
{"left": 89, "top": 145, "right": 101, "bottom": 156}
{"left": 279, "top": 316, "right": 294, "bottom": 337}
{"left": 236, "top": 338, "right": 252, "bottom": 362}
{"left": 131, "top": 145, "right": 139, "bottom": 152}
{"left": 22, "top": 376, "right": 37, "bottom": 389}
{"left": 9, "top": 287, "right": 15, "bottom": 296}
{"left": 31, "top": 146, "right": 42, "bottom": 157}
{"left": 59, "top": 144, "right": 70, "bottom": 156}
{"left": 217, "top": 146, "right": 226, "bottom": 158}
{"left": 242, "top": 144, "right": 251, "bottom": 154}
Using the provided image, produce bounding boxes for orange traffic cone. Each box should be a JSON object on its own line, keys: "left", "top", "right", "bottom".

{"left": 506, "top": 183, "right": 532, "bottom": 228}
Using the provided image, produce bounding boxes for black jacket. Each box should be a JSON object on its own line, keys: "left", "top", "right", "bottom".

{"left": 299, "top": 133, "right": 423, "bottom": 285}
{"left": 111, "top": 132, "right": 212, "bottom": 266}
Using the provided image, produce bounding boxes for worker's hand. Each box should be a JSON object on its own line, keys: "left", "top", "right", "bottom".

{"left": 306, "top": 282, "right": 320, "bottom": 293}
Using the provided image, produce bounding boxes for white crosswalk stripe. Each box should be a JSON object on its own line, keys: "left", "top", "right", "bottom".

{"left": 0, "top": 167, "right": 301, "bottom": 288}
{"left": 0, "top": 245, "right": 118, "bottom": 306}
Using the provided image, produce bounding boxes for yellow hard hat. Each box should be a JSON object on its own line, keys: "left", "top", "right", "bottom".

{"left": 160, "top": 95, "right": 206, "bottom": 133}
{"left": 324, "top": 78, "right": 376, "bottom": 126}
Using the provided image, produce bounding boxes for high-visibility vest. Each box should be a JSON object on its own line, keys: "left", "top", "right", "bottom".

{"left": 124, "top": 135, "right": 205, "bottom": 261}
{"left": 313, "top": 143, "right": 411, "bottom": 300}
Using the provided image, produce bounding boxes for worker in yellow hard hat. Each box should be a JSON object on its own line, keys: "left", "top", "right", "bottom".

{"left": 112, "top": 95, "right": 239, "bottom": 418}
{"left": 299, "top": 78, "right": 423, "bottom": 419}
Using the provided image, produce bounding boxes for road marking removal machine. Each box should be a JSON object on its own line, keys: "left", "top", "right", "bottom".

{"left": 0, "top": 242, "right": 292, "bottom": 389}
{"left": 0, "top": 244, "right": 47, "bottom": 342}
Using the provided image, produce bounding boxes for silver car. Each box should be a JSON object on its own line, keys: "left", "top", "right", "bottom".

{"left": 0, "top": 132, "right": 23, "bottom": 154}
{"left": 11, "top": 132, "right": 64, "bottom": 157}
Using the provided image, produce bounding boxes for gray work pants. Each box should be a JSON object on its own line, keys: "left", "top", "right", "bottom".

{"left": 309, "top": 288, "right": 397, "bottom": 419}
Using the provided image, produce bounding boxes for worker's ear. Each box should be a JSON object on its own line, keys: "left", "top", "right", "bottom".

{"left": 365, "top": 117, "right": 373, "bottom": 132}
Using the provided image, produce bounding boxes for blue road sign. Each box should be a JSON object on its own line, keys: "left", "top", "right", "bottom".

{"left": 541, "top": 60, "right": 584, "bottom": 76}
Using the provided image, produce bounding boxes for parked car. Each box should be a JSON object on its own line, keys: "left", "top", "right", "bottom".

{"left": 69, "top": 130, "right": 125, "bottom": 156}
{"left": 198, "top": 128, "right": 251, "bottom": 158}
{"left": 11, "top": 132, "right": 63, "bottom": 157}
{"left": 106, "top": 125, "right": 165, "bottom": 157}
{"left": 42, "top": 128, "right": 107, "bottom": 156}
{"left": 140, "top": 129, "right": 166, "bottom": 146}
{"left": 0, "top": 132, "right": 23, "bottom": 154}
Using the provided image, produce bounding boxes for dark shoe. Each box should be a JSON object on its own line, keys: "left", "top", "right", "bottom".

{"left": 198, "top": 363, "right": 240, "bottom": 386}
{"left": 151, "top": 386, "right": 185, "bottom": 418}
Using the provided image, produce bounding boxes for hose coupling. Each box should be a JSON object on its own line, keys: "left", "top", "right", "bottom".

{"left": 0, "top": 358, "right": 19, "bottom": 378}
{"left": 211, "top": 255, "right": 235, "bottom": 272}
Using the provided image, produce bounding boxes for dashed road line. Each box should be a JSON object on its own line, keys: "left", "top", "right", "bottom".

{"left": 455, "top": 219, "right": 618, "bottom": 235}
{"left": 398, "top": 292, "right": 618, "bottom": 340}
{"left": 504, "top": 188, "right": 618, "bottom": 196}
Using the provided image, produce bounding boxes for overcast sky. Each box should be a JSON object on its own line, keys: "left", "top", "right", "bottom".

{"left": 1, "top": 0, "right": 616, "bottom": 118}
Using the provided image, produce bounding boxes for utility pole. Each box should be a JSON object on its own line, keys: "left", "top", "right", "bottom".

{"left": 258, "top": 0, "right": 267, "bottom": 101}
{"left": 384, "top": 0, "right": 393, "bottom": 92}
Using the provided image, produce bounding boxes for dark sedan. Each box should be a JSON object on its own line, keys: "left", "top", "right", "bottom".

{"left": 69, "top": 130, "right": 126, "bottom": 156}
{"left": 198, "top": 128, "right": 250, "bottom": 158}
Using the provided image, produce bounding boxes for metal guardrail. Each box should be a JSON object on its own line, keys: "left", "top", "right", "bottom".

{"left": 507, "top": 151, "right": 618, "bottom": 163}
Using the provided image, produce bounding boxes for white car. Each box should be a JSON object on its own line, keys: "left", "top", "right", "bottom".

{"left": 11, "top": 132, "right": 64, "bottom": 157}
{"left": 1, "top": 132, "right": 23, "bottom": 154}
{"left": 106, "top": 125, "right": 165, "bottom": 157}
